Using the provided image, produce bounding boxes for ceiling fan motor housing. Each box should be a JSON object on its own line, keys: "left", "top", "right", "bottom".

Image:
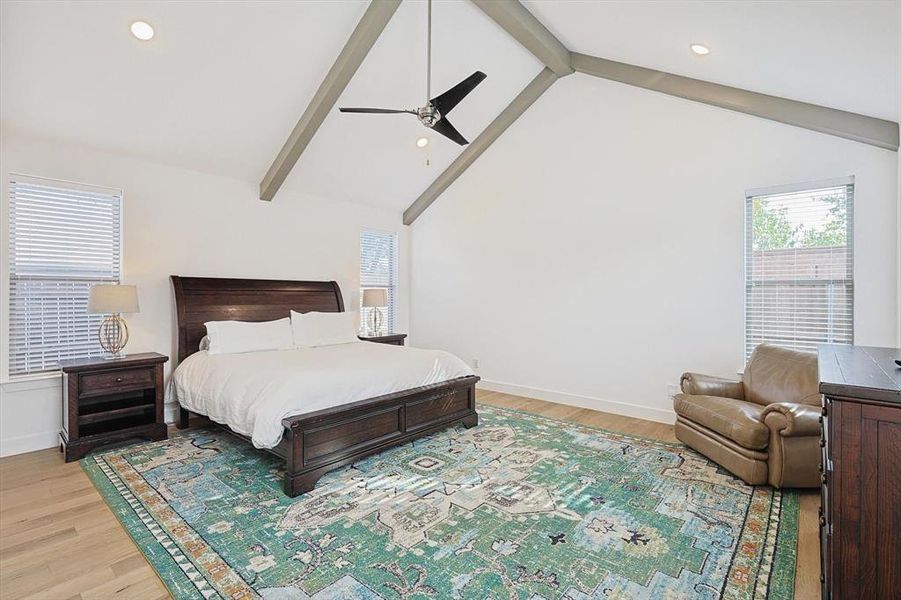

{"left": 418, "top": 105, "right": 441, "bottom": 127}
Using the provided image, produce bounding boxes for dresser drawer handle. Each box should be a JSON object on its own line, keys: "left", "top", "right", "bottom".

{"left": 819, "top": 438, "right": 826, "bottom": 448}
{"left": 115, "top": 377, "right": 123, "bottom": 383}
{"left": 819, "top": 515, "right": 826, "bottom": 527}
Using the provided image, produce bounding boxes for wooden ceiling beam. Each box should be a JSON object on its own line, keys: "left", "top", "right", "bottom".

{"left": 403, "top": 67, "right": 558, "bottom": 225}
{"left": 259, "top": 0, "right": 401, "bottom": 201}
{"left": 571, "top": 52, "right": 900, "bottom": 152}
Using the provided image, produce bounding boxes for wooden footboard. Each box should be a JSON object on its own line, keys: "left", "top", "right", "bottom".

{"left": 279, "top": 375, "right": 479, "bottom": 496}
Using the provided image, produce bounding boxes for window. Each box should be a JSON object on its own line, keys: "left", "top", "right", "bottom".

{"left": 745, "top": 178, "right": 853, "bottom": 357}
{"left": 359, "top": 229, "right": 397, "bottom": 334}
{"left": 8, "top": 176, "right": 122, "bottom": 376}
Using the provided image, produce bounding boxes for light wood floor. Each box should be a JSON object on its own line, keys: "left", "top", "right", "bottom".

{"left": 0, "top": 390, "right": 820, "bottom": 599}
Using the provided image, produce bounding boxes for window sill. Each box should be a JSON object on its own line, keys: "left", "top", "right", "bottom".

{"left": 1, "top": 371, "right": 62, "bottom": 392}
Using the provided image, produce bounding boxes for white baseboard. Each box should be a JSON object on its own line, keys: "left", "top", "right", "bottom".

{"left": 0, "top": 430, "right": 60, "bottom": 457}
{"left": 164, "top": 402, "right": 179, "bottom": 423}
{"left": 0, "top": 404, "right": 183, "bottom": 459}
{"left": 0, "top": 389, "right": 673, "bottom": 457}
{"left": 477, "top": 379, "right": 675, "bottom": 425}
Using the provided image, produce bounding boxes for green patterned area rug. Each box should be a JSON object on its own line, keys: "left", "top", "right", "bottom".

{"left": 83, "top": 405, "right": 798, "bottom": 599}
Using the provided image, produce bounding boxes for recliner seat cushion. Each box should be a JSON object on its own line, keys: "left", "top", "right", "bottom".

{"left": 673, "top": 393, "right": 769, "bottom": 450}
{"left": 674, "top": 419, "right": 768, "bottom": 485}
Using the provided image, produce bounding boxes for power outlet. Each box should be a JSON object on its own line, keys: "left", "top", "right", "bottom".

{"left": 472, "top": 358, "right": 480, "bottom": 369}
{"left": 666, "top": 384, "right": 680, "bottom": 400}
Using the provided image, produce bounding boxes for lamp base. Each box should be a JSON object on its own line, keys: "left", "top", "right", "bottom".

{"left": 367, "top": 307, "right": 384, "bottom": 337}
{"left": 98, "top": 313, "right": 130, "bottom": 357}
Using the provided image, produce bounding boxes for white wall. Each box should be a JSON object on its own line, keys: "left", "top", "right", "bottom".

{"left": 0, "top": 130, "right": 409, "bottom": 456}
{"left": 2, "top": 75, "right": 898, "bottom": 456}
{"left": 411, "top": 73, "right": 900, "bottom": 423}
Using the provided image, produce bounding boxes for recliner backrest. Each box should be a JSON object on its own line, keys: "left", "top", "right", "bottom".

{"left": 742, "top": 344, "right": 819, "bottom": 406}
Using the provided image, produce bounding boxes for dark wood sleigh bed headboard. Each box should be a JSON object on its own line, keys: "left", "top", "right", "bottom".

{"left": 171, "top": 276, "right": 345, "bottom": 363}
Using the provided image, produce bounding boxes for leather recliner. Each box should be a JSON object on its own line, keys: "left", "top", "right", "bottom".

{"left": 673, "top": 344, "right": 821, "bottom": 488}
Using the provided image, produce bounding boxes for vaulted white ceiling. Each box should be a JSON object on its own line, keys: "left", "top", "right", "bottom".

{"left": 1, "top": 1, "right": 371, "bottom": 183}
{"left": 2, "top": 1, "right": 898, "bottom": 213}
{"left": 525, "top": 0, "right": 901, "bottom": 123}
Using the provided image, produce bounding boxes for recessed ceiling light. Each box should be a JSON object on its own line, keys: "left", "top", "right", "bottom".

{"left": 690, "top": 43, "right": 710, "bottom": 56}
{"left": 130, "top": 21, "right": 155, "bottom": 41}
{"left": 416, "top": 137, "right": 429, "bottom": 148}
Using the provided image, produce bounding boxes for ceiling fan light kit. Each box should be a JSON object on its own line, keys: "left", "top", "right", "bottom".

{"left": 339, "top": 0, "right": 486, "bottom": 146}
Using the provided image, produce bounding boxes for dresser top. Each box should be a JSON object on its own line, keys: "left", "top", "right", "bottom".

{"left": 60, "top": 352, "right": 168, "bottom": 373}
{"left": 818, "top": 345, "right": 901, "bottom": 404}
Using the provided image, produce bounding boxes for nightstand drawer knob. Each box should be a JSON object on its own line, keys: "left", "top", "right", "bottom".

{"left": 116, "top": 377, "right": 123, "bottom": 382}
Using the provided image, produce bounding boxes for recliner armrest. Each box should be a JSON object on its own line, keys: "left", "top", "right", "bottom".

{"left": 680, "top": 372, "right": 745, "bottom": 400}
{"left": 761, "top": 402, "right": 821, "bottom": 437}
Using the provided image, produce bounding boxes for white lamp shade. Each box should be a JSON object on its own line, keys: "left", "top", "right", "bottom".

{"left": 88, "top": 285, "right": 139, "bottom": 314}
{"left": 361, "top": 288, "right": 388, "bottom": 308}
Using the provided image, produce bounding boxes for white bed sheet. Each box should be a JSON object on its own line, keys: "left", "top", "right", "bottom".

{"left": 170, "top": 341, "right": 475, "bottom": 448}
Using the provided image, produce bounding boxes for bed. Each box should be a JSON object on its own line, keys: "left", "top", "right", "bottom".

{"left": 170, "top": 276, "right": 479, "bottom": 497}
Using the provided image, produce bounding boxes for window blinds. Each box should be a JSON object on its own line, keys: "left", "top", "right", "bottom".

{"left": 745, "top": 180, "right": 853, "bottom": 358}
{"left": 359, "top": 229, "right": 397, "bottom": 333}
{"left": 8, "top": 177, "right": 122, "bottom": 376}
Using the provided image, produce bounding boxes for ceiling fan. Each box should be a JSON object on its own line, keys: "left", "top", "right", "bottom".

{"left": 338, "top": 0, "right": 486, "bottom": 145}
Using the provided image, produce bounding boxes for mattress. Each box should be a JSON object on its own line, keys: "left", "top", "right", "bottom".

{"left": 170, "top": 341, "right": 475, "bottom": 448}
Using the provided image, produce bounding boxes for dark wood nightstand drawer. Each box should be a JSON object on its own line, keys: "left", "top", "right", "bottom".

{"left": 80, "top": 367, "right": 154, "bottom": 396}
{"left": 358, "top": 334, "right": 407, "bottom": 346}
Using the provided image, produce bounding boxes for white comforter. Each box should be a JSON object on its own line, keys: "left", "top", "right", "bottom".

{"left": 170, "top": 341, "right": 474, "bottom": 448}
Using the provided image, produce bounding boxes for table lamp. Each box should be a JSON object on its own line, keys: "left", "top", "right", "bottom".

{"left": 362, "top": 288, "right": 388, "bottom": 336}
{"left": 88, "top": 284, "right": 139, "bottom": 358}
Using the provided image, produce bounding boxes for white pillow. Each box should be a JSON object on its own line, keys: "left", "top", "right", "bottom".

{"left": 291, "top": 310, "right": 359, "bottom": 347}
{"left": 204, "top": 317, "right": 294, "bottom": 355}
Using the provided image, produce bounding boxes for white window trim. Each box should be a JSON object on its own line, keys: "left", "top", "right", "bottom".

{"left": 359, "top": 227, "right": 399, "bottom": 335}
{"left": 745, "top": 176, "right": 855, "bottom": 199}
{"left": 742, "top": 176, "right": 855, "bottom": 359}
{"left": 1, "top": 176, "right": 10, "bottom": 383}
{"left": 3, "top": 173, "right": 125, "bottom": 381}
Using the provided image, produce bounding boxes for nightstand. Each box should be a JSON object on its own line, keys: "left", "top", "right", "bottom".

{"left": 59, "top": 352, "right": 168, "bottom": 462}
{"left": 358, "top": 334, "right": 407, "bottom": 346}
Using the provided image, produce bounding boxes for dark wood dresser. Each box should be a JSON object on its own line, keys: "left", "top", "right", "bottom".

{"left": 818, "top": 344, "right": 901, "bottom": 600}
{"left": 60, "top": 352, "right": 169, "bottom": 461}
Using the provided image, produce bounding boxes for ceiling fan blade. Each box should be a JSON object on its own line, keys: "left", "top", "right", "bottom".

{"left": 430, "top": 71, "right": 487, "bottom": 115}
{"left": 431, "top": 117, "right": 468, "bottom": 145}
{"left": 338, "top": 107, "right": 414, "bottom": 114}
